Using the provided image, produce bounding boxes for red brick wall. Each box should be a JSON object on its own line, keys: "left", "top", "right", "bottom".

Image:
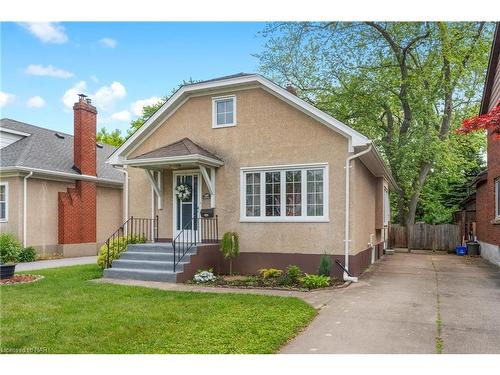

{"left": 476, "top": 129, "right": 500, "bottom": 246}
{"left": 58, "top": 96, "right": 98, "bottom": 244}
{"left": 58, "top": 181, "right": 97, "bottom": 244}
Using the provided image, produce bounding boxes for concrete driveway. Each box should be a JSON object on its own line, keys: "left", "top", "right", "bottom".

{"left": 281, "top": 252, "right": 500, "bottom": 354}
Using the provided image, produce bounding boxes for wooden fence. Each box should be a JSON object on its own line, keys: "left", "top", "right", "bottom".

{"left": 389, "top": 223, "right": 460, "bottom": 251}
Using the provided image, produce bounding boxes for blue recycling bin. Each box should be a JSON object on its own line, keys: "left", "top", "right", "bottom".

{"left": 456, "top": 246, "right": 467, "bottom": 256}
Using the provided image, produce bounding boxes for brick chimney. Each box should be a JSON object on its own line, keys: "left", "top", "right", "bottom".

{"left": 58, "top": 94, "right": 98, "bottom": 245}
{"left": 73, "top": 94, "right": 97, "bottom": 176}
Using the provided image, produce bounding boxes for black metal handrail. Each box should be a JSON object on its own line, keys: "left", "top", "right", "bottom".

{"left": 102, "top": 216, "right": 158, "bottom": 268}
{"left": 172, "top": 215, "right": 218, "bottom": 272}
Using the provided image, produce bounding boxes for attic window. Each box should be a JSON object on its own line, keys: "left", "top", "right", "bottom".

{"left": 55, "top": 133, "right": 65, "bottom": 139}
{"left": 212, "top": 95, "right": 236, "bottom": 128}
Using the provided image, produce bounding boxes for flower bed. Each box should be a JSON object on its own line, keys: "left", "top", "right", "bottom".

{"left": 0, "top": 274, "right": 44, "bottom": 286}
{"left": 188, "top": 267, "right": 344, "bottom": 291}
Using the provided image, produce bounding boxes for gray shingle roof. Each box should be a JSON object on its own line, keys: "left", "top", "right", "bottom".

{"left": 0, "top": 118, "right": 123, "bottom": 183}
{"left": 131, "top": 137, "right": 222, "bottom": 161}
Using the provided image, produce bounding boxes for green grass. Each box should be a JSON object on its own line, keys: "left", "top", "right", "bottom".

{"left": 0, "top": 265, "right": 316, "bottom": 354}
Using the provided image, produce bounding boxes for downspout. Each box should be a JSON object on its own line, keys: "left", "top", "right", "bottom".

{"left": 23, "top": 171, "right": 34, "bottom": 247}
{"left": 344, "top": 142, "right": 372, "bottom": 282}
{"left": 113, "top": 166, "right": 129, "bottom": 222}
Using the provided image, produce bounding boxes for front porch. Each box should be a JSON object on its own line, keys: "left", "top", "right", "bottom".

{"left": 123, "top": 138, "right": 223, "bottom": 243}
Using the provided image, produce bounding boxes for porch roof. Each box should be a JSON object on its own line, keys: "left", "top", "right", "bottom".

{"left": 123, "top": 138, "right": 224, "bottom": 168}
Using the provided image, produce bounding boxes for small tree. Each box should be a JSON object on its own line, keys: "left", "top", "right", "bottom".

{"left": 457, "top": 101, "right": 500, "bottom": 139}
{"left": 220, "top": 232, "right": 240, "bottom": 275}
{"left": 318, "top": 252, "right": 332, "bottom": 277}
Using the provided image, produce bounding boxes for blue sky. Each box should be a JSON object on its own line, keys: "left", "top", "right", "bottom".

{"left": 0, "top": 22, "right": 266, "bottom": 134}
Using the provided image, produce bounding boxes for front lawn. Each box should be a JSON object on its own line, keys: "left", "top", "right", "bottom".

{"left": 0, "top": 265, "right": 316, "bottom": 354}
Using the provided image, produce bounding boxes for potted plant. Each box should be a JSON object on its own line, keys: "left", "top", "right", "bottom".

{"left": 220, "top": 232, "right": 240, "bottom": 275}
{"left": 0, "top": 233, "right": 22, "bottom": 279}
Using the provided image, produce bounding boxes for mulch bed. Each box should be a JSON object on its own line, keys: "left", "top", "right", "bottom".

{"left": 187, "top": 275, "right": 346, "bottom": 292}
{"left": 0, "top": 274, "right": 44, "bottom": 286}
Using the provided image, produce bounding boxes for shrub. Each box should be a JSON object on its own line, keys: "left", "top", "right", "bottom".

{"left": 220, "top": 232, "right": 240, "bottom": 275}
{"left": 97, "top": 235, "right": 145, "bottom": 269}
{"left": 18, "top": 246, "right": 37, "bottom": 262}
{"left": 318, "top": 253, "right": 332, "bottom": 277}
{"left": 286, "top": 265, "right": 302, "bottom": 283}
{"left": 259, "top": 268, "right": 283, "bottom": 279}
{"left": 193, "top": 269, "right": 216, "bottom": 283}
{"left": 0, "top": 233, "right": 22, "bottom": 264}
{"left": 300, "top": 274, "right": 330, "bottom": 289}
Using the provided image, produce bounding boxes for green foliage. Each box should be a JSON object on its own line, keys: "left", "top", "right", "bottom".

{"left": 317, "top": 253, "right": 332, "bottom": 277}
{"left": 0, "top": 233, "right": 22, "bottom": 264}
{"left": 97, "top": 235, "right": 145, "bottom": 269}
{"left": 96, "top": 128, "right": 125, "bottom": 147}
{"left": 18, "top": 246, "right": 37, "bottom": 263}
{"left": 286, "top": 265, "right": 302, "bottom": 283}
{"left": 300, "top": 274, "right": 331, "bottom": 289}
{"left": 257, "top": 22, "right": 492, "bottom": 224}
{"left": 259, "top": 268, "right": 284, "bottom": 279}
{"left": 220, "top": 232, "right": 240, "bottom": 274}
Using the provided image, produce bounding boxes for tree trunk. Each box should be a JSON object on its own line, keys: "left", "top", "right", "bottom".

{"left": 406, "top": 162, "right": 432, "bottom": 225}
{"left": 397, "top": 191, "right": 406, "bottom": 225}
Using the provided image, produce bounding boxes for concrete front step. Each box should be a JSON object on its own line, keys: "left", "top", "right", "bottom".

{"left": 112, "top": 259, "right": 188, "bottom": 272}
{"left": 103, "top": 267, "right": 178, "bottom": 282}
{"left": 127, "top": 243, "right": 174, "bottom": 253}
{"left": 120, "top": 251, "right": 196, "bottom": 262}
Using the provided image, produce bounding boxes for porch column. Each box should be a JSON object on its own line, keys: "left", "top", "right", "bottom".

{"left": 200, "top": 165, "right": 216, "bottom": 208}
{"left": 145, "top": 169, "right": 163, "bottom": 209}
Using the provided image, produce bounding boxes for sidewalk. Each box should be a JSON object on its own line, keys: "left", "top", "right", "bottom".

{"left": 16, "top": 256, "right": 97, "bottom": 271}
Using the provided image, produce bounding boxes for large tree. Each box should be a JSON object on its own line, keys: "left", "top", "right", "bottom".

{"left": 257, "top": 22, "right": 492, "bottom": 224}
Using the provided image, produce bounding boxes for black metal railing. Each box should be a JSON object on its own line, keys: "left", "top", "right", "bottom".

{"left": 102, "top": 216, "right": 158, "bottom": 268}
{"left": 172, "top": 215, "right": 218, "bottom": 272}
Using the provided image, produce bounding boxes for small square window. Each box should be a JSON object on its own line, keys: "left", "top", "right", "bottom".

{"left": 213, "top": 96, "right": 236, "bottom": 127}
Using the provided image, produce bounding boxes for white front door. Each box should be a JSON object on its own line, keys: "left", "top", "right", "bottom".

{"left": 173, "top": 172, "right": 201, "bottom": 242}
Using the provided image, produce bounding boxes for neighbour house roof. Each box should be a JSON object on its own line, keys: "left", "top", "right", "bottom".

{"left": 107, "top": 72, "right": 397, "bottom": 190}
{"left": 0, "top": 118, "right": 123, "bottom": 184}
{"left": 131, "top": 137, "right": 222, "bottom": 162}
{"left": 481, "top": 22, "right": 500, "bottom": 115}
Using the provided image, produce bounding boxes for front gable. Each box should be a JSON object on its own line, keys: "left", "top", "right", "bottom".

{"left": 107, "top": 74, "right": 370, "bottom": 165}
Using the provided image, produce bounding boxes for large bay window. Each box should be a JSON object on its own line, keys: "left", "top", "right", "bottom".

{"left": 241, "top": 163, "right": 328, "bottom": 222}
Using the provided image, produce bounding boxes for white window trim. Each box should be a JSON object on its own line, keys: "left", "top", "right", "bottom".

{"left": 212, "top": 95, "right": 237, "bottom": 128}
{"left": 0, "top": 181, "right": 8, "bottom": 222}
{"left": 495, "top": 178, "right": 500, "bottom": 219}
{"left": 240, "top": 163, "right": 329, "bottom": 223}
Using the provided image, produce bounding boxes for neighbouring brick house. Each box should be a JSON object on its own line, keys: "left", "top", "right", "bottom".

{"left": 470, "top": 23, "right": 500, "bottom": 266}
{"left": 0, "top": 96, "right": 124, "bottom": 257}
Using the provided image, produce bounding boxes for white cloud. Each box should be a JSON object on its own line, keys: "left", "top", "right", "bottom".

{"left": 93, "top": 81, "right": 126, "bottom": 111}
{"left": 90, "top": 75, "right": 99, "bottom": 83}
{"left": 61, "top": 81, "right": 126, "bottom": 112}
{"left": 99, "top": 38, "right": 117, "bottom": 48}
{"left": 0, "top": 91, "right": 15, "bottom": 108}
{"left": 131, "top": 96, "right": 162, "bottom": 116}
{"left": 111, "top": 110, "right": 131, "bottom": 122}
{"left": 62, "top": 81, "right": 87, "bottom": 110}
{"left": 19, "top": 22, "right": 68, "bottom": 44}
{"left": 26, "top": 96, "right": 46, "bottom": 108}
{"left": 26, "top": 64, "right": 74, "bottom": 79}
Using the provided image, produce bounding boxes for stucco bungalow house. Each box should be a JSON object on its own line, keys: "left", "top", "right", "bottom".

{"left": 0, "top": 96, "right": 123, "bottom": 257}
{"left": 105, "top": 73, "right": 397, "bottom": 282}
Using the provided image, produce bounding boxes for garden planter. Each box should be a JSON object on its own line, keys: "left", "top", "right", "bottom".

{"left": 0, "top": 264, "right": 16, "bottom": 279}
